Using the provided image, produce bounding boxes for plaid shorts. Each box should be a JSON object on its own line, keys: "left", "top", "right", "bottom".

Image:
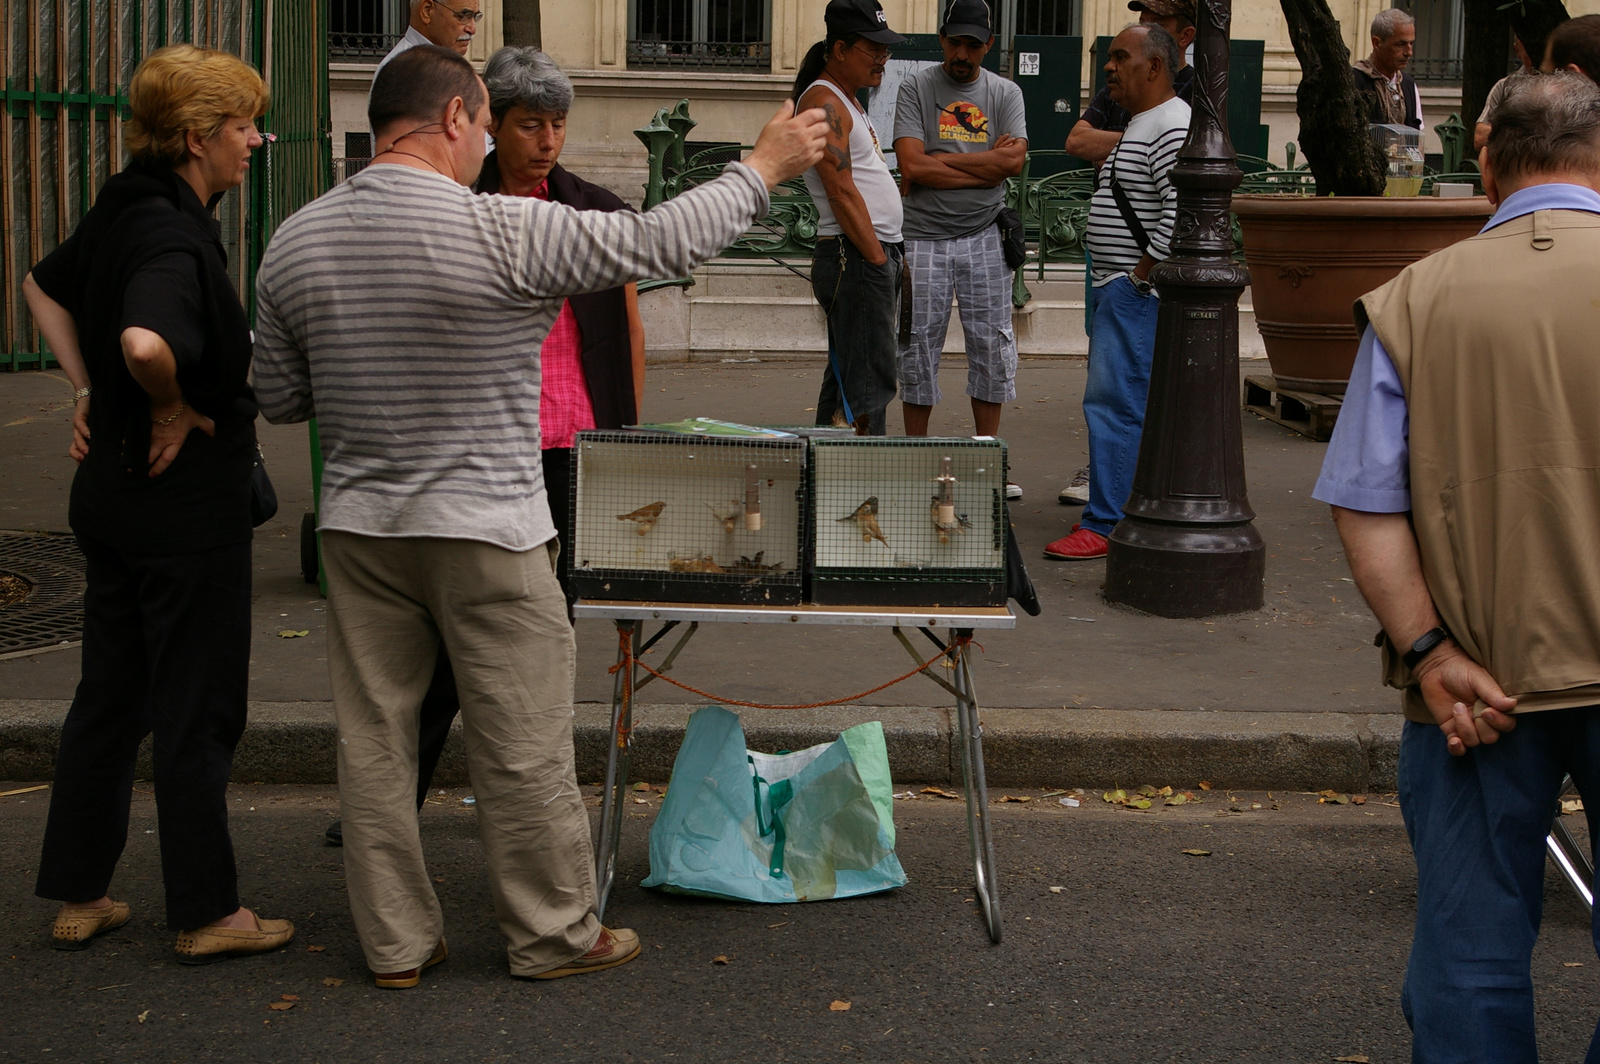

{"left": 897, "top": 226, "right": 1018, "bottom": 407}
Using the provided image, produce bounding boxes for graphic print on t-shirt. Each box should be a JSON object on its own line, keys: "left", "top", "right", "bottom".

{"left": 938, "top": 101, "right": 990, "bottom": 144}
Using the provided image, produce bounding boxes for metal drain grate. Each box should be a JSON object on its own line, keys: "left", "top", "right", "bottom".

{"left": 0, "top": 532, "right": 85, "bottom": 654}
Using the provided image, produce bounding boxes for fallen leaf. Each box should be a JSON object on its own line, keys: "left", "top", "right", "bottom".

{"left": 1562, "top": 798, "right": 1585, "bottom": 815}
{"left": 276, "top": 629, "right": 310, "bottom": 638}
{"left": 1334, "top": 1056, "right": 1370, "bottom": 1063}
{"left": 633, "top": 781, "right": 652, "bottom": 792}
{"left": 281, "top": 994, "right": 300, "bottom": 1002}
{"left": 1048, "top": 886, "right": 1064, "bottom": 894}
{"left": 633, "top": 798, "right": 649, "bottom": 805}
{"left": 137, "top": 1010, "right": 150, "bottom": 1024}
{"left": 306, "top": 945, "right": 326, "bottom": 953}
{"left": 1165, "top": 794, "right": 1189, "bottom": 806}
{"left": 921, "top": 787, "right": 960, "bottom": 799}
{"left": 998, "top": 795, "right": 1031, "bottom": 803}
{"left": 1137, "top": 784, "right": 1160, "bottom": 798}
{"left": 1198, "top": 780, "right": 1213, "bottom": 791}
{"left": 1564, "top": 962, "right": 1585, "bottom": 968}
{"left": 1157, "top": 785, "right": 1174, "bottom": 797}
{"left": 1127, "top": 798, "right": 1153, "bottom": 810}
{"left": 1181, "top": 849, "right": 1211, "bottom": 857}
{"left": 1351, "top": 795, "right": 1367, "bottom": 806}
{"left": 322, "top": 977, "right": 345, "bottom": 987}
{"left": 713, "top": 955, "right": 729, "bottom": 965}
{"left": 268, "top": 1001, "right": 295, "bottom": 1011}
{"left": 1102, "top": 789, "right": 1126, "bottom": 804}
{"left": 830, "top": 1000, "right": 852, "bottom": 1011}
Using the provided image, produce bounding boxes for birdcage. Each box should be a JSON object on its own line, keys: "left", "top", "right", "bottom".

{"left": 570, "top": 430, "right": 808, "bottom": 605}
{"left": 808, "top": 438, "right": 1008, "bottom": 607}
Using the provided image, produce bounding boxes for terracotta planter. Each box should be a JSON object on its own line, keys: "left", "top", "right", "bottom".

{"left": 1233, "top": 195, "right": 1495, "bottom": 393}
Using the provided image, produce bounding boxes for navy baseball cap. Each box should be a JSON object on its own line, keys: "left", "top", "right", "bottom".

{"left": 825, "top": 0, "right": 907, "bottom": 45}
{"left": 941, "top": 0, "right": 994, "bottom": 40}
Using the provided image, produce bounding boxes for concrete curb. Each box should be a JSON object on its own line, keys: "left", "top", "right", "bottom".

{"left": 0, "top": 699, "right": 1404, "bottom": 793}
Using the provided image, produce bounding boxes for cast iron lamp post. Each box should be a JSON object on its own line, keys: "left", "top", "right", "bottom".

{"left": 1104, "top": 0, "right": 1266, "bottom": 617}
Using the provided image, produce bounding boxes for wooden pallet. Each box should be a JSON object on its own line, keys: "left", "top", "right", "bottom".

{"left": 1242, "top": 374, "right": 1343, "bottom": 442}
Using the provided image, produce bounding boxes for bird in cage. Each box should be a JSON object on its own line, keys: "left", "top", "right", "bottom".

{"left": 730, "top": 551, "right": 785, "bottom": 574}
{"left": 616, "top": 501, "right": 666, "bottom": 535}
{"left": 705, "top": 499, "right": 745, "bottom": 535}
{"left": 929, "top": 496, "right": 973, "bottom": 545}
{"left": 839, "top": 496, "right": 888, "bottom": 546}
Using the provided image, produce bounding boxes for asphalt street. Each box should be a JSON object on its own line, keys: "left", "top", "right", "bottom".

{"left": 3, "top": 783, "right": 1597, "bottom": 1064}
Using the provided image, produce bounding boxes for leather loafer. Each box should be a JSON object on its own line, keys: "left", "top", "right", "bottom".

{"left": 524, "top": 926, "right": 641, "bottom": 980}
{"left": 53, "top": 901, "right": 131, "bottom": 951}
{"left": 174, "top": 910, "right": 295, "bottom": 965}
{"left": 373, "top": 937, "right": 449, "bottom": 989}
{"left": 1043, "top": 527, "right": 1108, "bottom": 560}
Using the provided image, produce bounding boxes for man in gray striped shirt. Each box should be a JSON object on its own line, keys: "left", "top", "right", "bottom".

{"left": 252, "top": 45, "right": 825, "bottom": 986}
{"left": 1045, "top": 23, "right": 1188, "bottom": 561}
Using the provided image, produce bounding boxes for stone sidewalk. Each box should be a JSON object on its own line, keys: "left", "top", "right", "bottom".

{"left": 0, "top": 354, "right": 1400, "bottom": 791}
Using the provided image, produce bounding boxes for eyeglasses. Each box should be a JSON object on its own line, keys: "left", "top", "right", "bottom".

{"left": 428, "top": 2, "right": 485, "bottom": 22}
{"left": 853, "top": 41, "right": 891, "bottom": 60}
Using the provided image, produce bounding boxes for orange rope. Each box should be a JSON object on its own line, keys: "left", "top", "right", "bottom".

{"left": 607, "top": 633, "right": 974, "bottom": 710}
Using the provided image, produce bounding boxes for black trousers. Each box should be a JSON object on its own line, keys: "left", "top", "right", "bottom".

{"left": 413, "top": 449, "right": 578, "bottom": 796}
{"left": 36, "top": 535, "right": 251, "bottom": 930}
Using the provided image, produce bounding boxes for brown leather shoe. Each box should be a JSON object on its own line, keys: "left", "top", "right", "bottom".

{"left": 52, "top": 901, "right": 131, "bottom": 951}
{"left": 174, "top": 910, "right": 295, "bottom": 965}
{"left": 373, "top": 937, "right": 449, "bottom": 989}
{"left": 525, "top": 926, "right": 641, "bottom": 980}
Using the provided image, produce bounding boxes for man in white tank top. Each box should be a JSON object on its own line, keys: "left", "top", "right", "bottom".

{"left": 796, "top": 0, "right": 906, "bottom": 435}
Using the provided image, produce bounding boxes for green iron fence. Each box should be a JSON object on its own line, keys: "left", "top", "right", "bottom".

{"left": 1, "top": 0, "right": 330, "bottom": 370}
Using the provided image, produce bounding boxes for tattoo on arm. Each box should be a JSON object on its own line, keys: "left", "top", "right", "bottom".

{"left": 822, "top": 101, "right": 844, "bottom": 138}
{"left": 826, "top": 144, "right": 853, "bottom": 172}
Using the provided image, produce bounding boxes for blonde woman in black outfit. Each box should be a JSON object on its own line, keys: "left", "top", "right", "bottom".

{"left": 23, "top": 44, "right": 294, "bottom": 963}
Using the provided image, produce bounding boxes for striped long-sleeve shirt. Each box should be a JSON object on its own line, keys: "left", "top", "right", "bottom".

{"left": 1085, "top": 94, "right": 1190, "bottom": 286}
{"left": 253, "top": 162, "right": 770, "bottom": 551}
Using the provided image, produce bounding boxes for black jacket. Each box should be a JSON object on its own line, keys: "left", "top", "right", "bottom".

{"left": 1352, "top": 66, "right": 1422, "bottom": 130}
{"left": 30, "top": 163, "right": 257, "bottom": 554}
{"left": 475, "top": 155, "right": 638, "bottom": 430}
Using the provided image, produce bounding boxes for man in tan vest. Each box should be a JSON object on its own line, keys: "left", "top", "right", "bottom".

{"left": 1313, "top": 72, "right": 1600, "bottom": 1061}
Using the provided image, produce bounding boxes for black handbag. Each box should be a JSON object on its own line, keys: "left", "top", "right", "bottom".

{"left": 250, "top": 444, "right": 279, "bottom": 527}
{"left": 996, "top": 206, "right": 1027, "bottom": 270}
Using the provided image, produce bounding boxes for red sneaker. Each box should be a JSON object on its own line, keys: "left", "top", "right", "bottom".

{"left": 1043, "top": 527, "right": 1108, "bottom": 560}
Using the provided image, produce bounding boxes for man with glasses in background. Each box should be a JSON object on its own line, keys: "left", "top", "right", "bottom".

{"left": 376, "top": 0, "right": 482, "bottom": 73}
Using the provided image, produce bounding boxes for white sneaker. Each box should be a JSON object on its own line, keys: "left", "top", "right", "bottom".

{"left": 1005, "top": 483, "right": 1023, "bottom": 501}
{"left": 1058, "top": 467, "right": 1090, "bottom": 505}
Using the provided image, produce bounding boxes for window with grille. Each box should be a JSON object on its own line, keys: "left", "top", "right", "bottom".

{"left": 331, "top": 0, "right": 407, "bottom": 61}
{"left": 629, "top": 0, "right": 772, "bottom": 71}
{"left": 1014, "top": 0, "right": 1079, "bottom": 37}
{"left": 1396, "top": 0, "right": 1462, "bottom": 85}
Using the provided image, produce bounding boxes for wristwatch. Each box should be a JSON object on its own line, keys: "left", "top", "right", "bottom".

{"left": 1402, "top": 625, "right": 1452, "bottom": 670}
{"left": 1129, "top": 273, "right": 1154, "bottom": 296}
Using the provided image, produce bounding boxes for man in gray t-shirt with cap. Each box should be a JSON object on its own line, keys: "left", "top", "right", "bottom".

{"left": 893, "top": 0, "right": 1026, "bottom": 480}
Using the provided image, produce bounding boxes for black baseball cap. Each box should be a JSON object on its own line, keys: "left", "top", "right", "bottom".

{"left": 825, "top": 0, "right": 906, "bottom": 45}
{"left": 941, "top": 0, "right": 994, "bottom": 40}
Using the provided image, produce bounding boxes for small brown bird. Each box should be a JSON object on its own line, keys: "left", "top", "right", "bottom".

{"left": 617, "top": 501, "right": 666, "bottom": 536}
{"left": 839, "top": 496, "right": 888, "bottom": 546}
{"left": 706, "top": 499, "right": 744, "bottom": 534}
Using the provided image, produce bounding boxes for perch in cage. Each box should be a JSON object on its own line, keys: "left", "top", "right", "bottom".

{"left": 808, "top": 437, "right": 1007, "bottom": 607}
{"left": 570, "top": 431, "right": 807, "bottom": 605}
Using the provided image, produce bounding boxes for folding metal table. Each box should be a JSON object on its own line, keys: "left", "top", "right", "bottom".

{"left": 572, "top": 600, "right": 1017, "bottom": 944}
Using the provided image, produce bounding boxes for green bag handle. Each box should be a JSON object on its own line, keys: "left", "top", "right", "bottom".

{"left": 748, "top": 756, "right": 795, "bottom": 879}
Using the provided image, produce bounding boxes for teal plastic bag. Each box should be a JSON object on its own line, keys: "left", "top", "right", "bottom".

{"left": 643, "top": 706, "right": 908, "bottom": 903}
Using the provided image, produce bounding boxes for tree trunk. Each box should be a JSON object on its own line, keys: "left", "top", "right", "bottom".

{"left": 503, "top": 0, "right": 542, "bottom": 48}
{"left": 1461, "top": 0, "right": 1513, "bottom": 132}
{"left": 1279, "top": 0, "right": 1386, "bottom": 195}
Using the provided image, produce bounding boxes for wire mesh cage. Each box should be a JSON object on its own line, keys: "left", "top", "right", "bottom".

{"left": 808, "top": 438, "right": 1008, "bottom": 607}
{"left": 571, "top": 431, "right": 807, "bottom": 605}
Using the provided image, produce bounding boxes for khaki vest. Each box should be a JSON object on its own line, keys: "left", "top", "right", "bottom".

{"left": 1358, "top": 209, "right": 1600, "bottom": 723}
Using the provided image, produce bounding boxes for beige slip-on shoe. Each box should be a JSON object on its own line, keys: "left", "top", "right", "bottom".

{"left": 52, "top": 901, "right": 131, "bottom": 951}
{"left": 372, "top": 937, "right": 449, "bottom": 989}
{"left": 174, "top": 909, "right": 295, "bottom": 965}
{"left": 523, "top": 926, "right": 641, "bottom": 980}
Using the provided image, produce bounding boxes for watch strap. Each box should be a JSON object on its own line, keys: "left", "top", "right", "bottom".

{"left": 1403, "top": 625, "right": 1452, "bottom": 670}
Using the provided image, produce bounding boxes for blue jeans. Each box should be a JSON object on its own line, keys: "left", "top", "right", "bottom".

{"left": 1398, "top": 710, "right": 1600, "bottom": 1063}
{"left": 1080, "top": 274, "right": 1160, "bottom": 536}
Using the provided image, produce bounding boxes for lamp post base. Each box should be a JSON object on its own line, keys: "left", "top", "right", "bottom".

{"left": 1105, "top": 519, "right": 1265, "bottom": 618}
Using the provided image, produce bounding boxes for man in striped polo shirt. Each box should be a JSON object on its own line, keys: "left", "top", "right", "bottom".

{"left": 1044, "top": 23, "right": 1189, "bottom": 561}
{"left": 252, "top": 45, "right": 826, "bottom": 986}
